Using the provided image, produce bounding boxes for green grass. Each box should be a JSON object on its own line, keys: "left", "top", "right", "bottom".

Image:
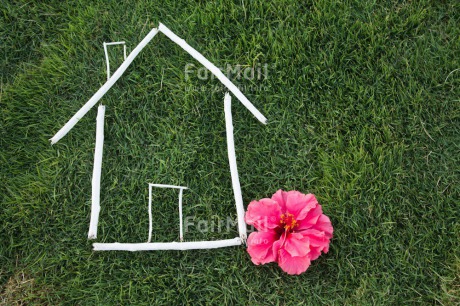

{"left": 1, "top": 0, "right": 459, "bottom": 304}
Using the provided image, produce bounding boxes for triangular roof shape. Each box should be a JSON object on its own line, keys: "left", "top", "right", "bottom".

{"left": 50, "top": 23, "right": 266, "bottom": 145}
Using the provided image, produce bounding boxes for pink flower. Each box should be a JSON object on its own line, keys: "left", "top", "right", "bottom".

{"left": 245, "top": 190, "right": 333, "bottom": 275}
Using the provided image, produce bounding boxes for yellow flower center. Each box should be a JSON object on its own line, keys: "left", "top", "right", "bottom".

{"left": 280, "top": 213, "right": 298, "bottom": 232}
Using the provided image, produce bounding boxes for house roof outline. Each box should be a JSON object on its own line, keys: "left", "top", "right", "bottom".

{"left": 51, "top": 23, "right": 267, "bottom": 251}
{"left": 50, "top": 23, "right": 266, "bottom": 145}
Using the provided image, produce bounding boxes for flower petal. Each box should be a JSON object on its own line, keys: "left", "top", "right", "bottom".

{"left": 271, "top": 189, "right": 288, "bottom": 212}
{"left": 245, "top": 198, "right": 282, "bottom": 231}
{"left": 277, "top": 249, "right": 311, "bottom": 275}
{"left": 285, "top": 192, "right": 317, "bottom": 221}
{"left": 272, "top": 231, "right": 286, "bottom": 255}
{"left": 302, "top": 229, "right": 331, "bottom": 261}
{"left": 297, "top": 204, "right": 323, "bottom": 230}
{"left": 308, "top": 246, "right": 323, "bottom": 261}
{"left": 303, "top": 229, "right": 329, "bottom": 248}
{"left": 313, "top": 214, "right": 334, "bottom": 238}
{"left": 247, "top": 231, "right": 280, "bottom": 265}
{"left": 284, "top": 232, "right": 310, "bottom": 257}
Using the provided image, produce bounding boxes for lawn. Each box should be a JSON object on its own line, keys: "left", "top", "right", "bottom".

{"left": 1, "top": 0, "right": 459, "bottom": 304}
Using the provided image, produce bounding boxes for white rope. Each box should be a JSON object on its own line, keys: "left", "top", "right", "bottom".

{"left": 148, "top": 184, "right": 153, "bottom": 242}
{"left": 158, "top": 23, "right": 267, "bottom": 124}
{"left": 88, "top": 105, "right": 105, "bottom": 239}
{"left": 50, "top": 28, "right": 159, "bottom": 144}
{"left": 178, "top": 188, "right": 184, "bottom": 241}
{"left": 149, "top": 183, "right": 188, "bottom": 190}
{"left": 224, "top": 93, "right": 247, "bottom": 240}
{"left": 104, "top": 41, "right": 126, "bottom": 46}
{"left": 103, "top": 41, "right": 127, "bottom": 80}
{"left": 103, "top": 43, "right": 110, "bottom": 81}
{"left": 93, "top": 238, "right": 242, "bottom": 251}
